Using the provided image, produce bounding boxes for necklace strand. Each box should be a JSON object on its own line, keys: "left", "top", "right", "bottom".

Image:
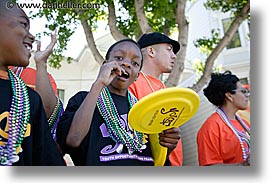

{"left": 13, "top": 66, "right": 24, "bottom": 77}
{"left": 0, "top": 69, "right": 30, "bottom": 165}
{"left": 217, "top": 107, "right": 250, "bottom": 160}
{"left": 13, "top": 66, "right": 62, "bottom": 141}
{"left": 140, "top": 71, "right": 165, "bottom": 92}
{"left": 97, "top": 87, "right": 145, "bottom": 154}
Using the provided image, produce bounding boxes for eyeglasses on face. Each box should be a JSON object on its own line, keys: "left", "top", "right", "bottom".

{"left": 231, "top": 88, "right": 250, "bottom": 96}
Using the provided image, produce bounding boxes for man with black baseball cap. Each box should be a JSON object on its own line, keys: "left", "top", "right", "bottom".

{"left": 129, "top": 32, "right": 183, "bottom": 166}
{"left": 137, "top": 32, "right": 180, "bottom": 55}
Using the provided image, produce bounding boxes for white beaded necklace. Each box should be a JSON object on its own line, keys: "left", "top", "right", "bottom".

{"left": 217, "top": 107, "right": 250, "bottom": 160}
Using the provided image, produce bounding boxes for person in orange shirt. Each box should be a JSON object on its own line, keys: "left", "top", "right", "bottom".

{"left": 237, "top": 84, "right": 250, "bottom": 123}
{"left": 197, "top": 71, "right": 250, "bottom": 166}
{"left": 129, "top": 32, "right": 183, "bottom": 166}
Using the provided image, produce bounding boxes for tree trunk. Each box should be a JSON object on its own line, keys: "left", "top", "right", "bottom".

{"left": 163, "top": 25, "right": 170, "bottom": 36}
{"left": 190, "top": 0, "right": 250, "bottom": 92}
{"left": 135, "top": 0, "right": 152, "bottom": 33}
{"left": 165, "top": 0, "right": 188, "bottom": 87}
{"left": 107, "top": 1, "right": 127, "bottom": 41}
{"left": 77, "top": 10, "right": 104, "bottom": 65}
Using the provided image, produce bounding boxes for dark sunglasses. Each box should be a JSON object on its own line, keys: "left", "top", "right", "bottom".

{"left": 231, "top": 88, "right": 250, "bottom": 96}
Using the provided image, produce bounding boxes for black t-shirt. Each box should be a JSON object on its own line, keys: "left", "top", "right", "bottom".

{"left": 57, "top": 91, "right": 154, "bottom": 166}
{"left": 0, "top": 79, "right": 65, "bottom": 166}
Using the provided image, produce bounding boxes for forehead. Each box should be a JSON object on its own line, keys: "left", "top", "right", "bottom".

{"left": 152, "top": 43, "right": 173, "bottom": 51}
{"left": 111, "top": 41, "right": 141, "bottom": 56}
{"left": 1, "top": 6, "right": 29, "bottom": 21}
{"left": 156, "top": 43, "right": 173, "bottom": 48}
{"left": 236, "top": 82, "right": 243, "bottom": 88}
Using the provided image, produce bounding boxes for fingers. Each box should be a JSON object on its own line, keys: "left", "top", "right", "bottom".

{"left": 38, "top": 30, "right": 57, "bottom": 53}
{"left": 45, "top": 30, "right": 57, "bottom": 51}
{"left": 97, "top": 61, "right": 125, "bottom": 86}
{"left": 51, "top": 29, "right": 58, "bottom": 44}
{"left": 33, "top": 30, "right": 58, "bottom": 64}
{"left": 162, "top": 127, "right": 181, "bottom": 134}
{"left": 158, "top": 127, "right": 181, "bottom": 150}
{"left": 36, "top": 40, "right": 41, "bottom": 52}
{"left": 104, "top": 60, "right": 125, "bottom": 76}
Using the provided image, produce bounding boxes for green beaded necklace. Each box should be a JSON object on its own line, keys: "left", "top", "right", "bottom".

{"left": 97, "top": 87, "right": 145, "bottom": 154}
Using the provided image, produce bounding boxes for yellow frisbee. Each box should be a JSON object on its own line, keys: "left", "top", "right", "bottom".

{"left": 128, "top": 87, "right": 200, "bottom": 134}
{"left": 128, "top": 87, "right": 200, "bottom": 166}
{"left": 149, "top": 133, "right": 168, "bottom": 166}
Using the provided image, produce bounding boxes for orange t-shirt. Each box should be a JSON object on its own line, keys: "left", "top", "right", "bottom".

{"left": 129, "top": 73, "right": 183, "bottom": 166}
{"left": 197, "top": 112, "right": 250, "bottom": 166}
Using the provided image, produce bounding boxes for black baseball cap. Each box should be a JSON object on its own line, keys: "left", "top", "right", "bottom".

{"left": 137, "top": 32, "right": 180, "bottom": 54}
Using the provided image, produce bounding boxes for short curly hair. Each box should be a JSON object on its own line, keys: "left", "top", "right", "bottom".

{"left": 203, "top": 70, "right": 240, "bottom": 106}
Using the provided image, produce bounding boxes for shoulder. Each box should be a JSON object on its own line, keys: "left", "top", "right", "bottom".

{"left": 71, "top": 91, "right": 89, "bottom": 100}
{"left": 198, "top": 112, "right": 223, "bottom": 133}
{"left": 129, "top": 74, "right": 145, "bottom": 90}
{"left": 66, "top": 91, "right": 89, "bottom": 107}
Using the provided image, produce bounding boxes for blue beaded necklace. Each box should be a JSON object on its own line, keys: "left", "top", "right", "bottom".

{"left": 0, "top": 69, "right": 30, "bottom": 165}
{"left": 97, "top": 87, "right": 145, "bottom": 154}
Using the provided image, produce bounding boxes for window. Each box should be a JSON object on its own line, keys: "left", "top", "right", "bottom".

{"left": 222, "top": 18, "right": 241, "bottom": 49}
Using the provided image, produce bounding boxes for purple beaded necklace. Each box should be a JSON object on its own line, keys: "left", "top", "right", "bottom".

{"left": 0, "top": 69, "right": 30, "bottom": 165}
{"left": 217, "top": 107, "right": 250, "bottom": 160}
{"left": 97, "top": 87, "right": 145, "bottom": 155}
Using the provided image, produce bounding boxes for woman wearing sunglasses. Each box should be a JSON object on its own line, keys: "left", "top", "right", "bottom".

{"left": 197, "top": 70, "right": 250, "bottom": 166}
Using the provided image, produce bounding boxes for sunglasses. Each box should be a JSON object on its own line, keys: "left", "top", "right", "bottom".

{"left": 231, "top": 88, "right": 250, "bottom": 96}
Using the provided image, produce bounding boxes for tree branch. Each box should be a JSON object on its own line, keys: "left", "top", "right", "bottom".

{"left": 165, "top": 0, "right": 188, "bottom": 87}
{"left": 107, "top": 1, "right": 127, "bottom": 41}
{"left": 77, "top": 10, "right": 104, "bottom": 64}
{"left": 134, "top": 0, "right": 152, "bottom": 33}
{"left": 191, "top": 0, "right": 250, "bottom": 92}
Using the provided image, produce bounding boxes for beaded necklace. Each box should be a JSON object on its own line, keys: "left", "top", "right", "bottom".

{"left": 97, "top": 87, "right": 145, "bottom": 154}
{"left": 217, "top": 107, "right": 250, "bottom": 160}
{"left": 47, "top": 97, "right": 64, "bottom": 141}
{"left": 0, "top": 69, "right": 30, "bottom": 165}
{"left": 12, "top": 66, "right": 63, "bottom": 141}
{"left": 13, "top": 66, "right": 24, "bottom": 76}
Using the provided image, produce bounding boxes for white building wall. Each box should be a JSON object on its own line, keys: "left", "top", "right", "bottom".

{"left": 186, "top": 0, "right": 213, "bottom": 62}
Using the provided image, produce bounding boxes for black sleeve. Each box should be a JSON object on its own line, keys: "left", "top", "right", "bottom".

{"left": 30, "top": 90, "right": 65, "bottom": 166}
{"left": 56, "top": 91, "right": 88, "bottom": 155}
